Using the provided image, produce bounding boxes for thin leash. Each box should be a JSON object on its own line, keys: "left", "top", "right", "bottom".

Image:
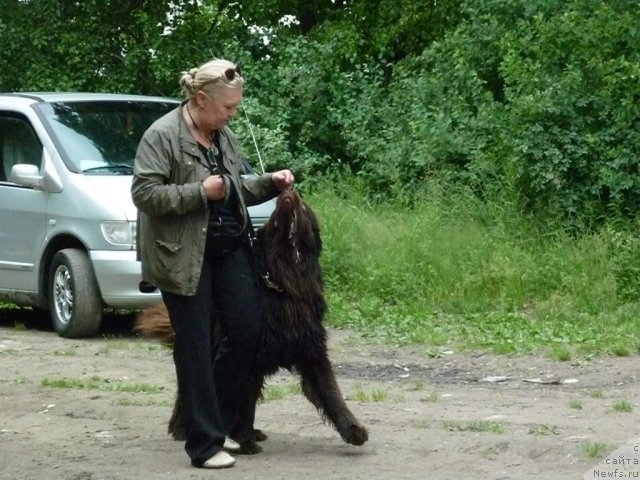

{"left": 240, "top": 103, "right": 281, "bottom": 289}
{"left": 241, "top": 103, "right": 266, "bottom": 174}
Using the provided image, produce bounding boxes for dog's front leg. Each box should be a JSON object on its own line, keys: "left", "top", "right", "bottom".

{"left": 299, "top": 356, "right": 368, "bottom": 446}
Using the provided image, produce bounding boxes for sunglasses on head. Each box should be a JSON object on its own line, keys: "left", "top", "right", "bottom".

{"left": 223, "top": 65, "right": 242, "bottom": 82}
{"left": 200, "top": 65, "right": 242, "bottom": 88}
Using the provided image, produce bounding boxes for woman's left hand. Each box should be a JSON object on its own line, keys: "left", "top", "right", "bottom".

{"left": 271, "top": 169, "right": 295, "bottom": 191}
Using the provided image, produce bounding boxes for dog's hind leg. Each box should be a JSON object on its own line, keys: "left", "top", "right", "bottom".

{"left": 230, "top": 374, "right": 264, "bottom": 455}
{"left": 299, "top": 356, "right": 368, "bottom": 446}
{"left": 168, "top": 390, "right": 188, "bottom": 441}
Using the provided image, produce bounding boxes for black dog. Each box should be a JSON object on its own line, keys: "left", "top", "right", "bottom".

{"left": 135, "top": 189, "right": 368, "bottom": 453}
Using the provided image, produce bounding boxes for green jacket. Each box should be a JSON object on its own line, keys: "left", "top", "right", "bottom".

{"left": 131, "top": 104, "right": 277, "bottom": 296}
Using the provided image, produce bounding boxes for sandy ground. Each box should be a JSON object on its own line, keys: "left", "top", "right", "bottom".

{"left": 1, "top": 309, "right": 639, "bottom": 480}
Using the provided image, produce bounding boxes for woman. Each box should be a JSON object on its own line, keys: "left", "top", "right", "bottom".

{"left": 131, "top": 58, "right": 294, "bottom": 469}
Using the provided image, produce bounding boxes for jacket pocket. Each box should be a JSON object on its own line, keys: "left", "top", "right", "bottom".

{"left": 153, "top": 239, "right": 184, "bottom": 279}
{"left": 155, "top": 239, "right": 182, "bottom": 254}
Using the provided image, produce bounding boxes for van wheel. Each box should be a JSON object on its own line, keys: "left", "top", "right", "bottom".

{"left": 49, "top": 248, "right": 103, "bottom": 338}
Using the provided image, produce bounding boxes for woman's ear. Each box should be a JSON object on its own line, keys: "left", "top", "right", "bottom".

{"left": 195, "top": 89, "right": 209, "bottom": 107}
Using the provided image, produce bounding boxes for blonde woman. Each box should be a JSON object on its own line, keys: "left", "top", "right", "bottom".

{"left": 132, "top": 58, "right": 294, "bottom": 469}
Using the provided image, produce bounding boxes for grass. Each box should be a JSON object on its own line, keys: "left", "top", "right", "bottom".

{"left": 41, "top": 376, "right": 164, "bottom": 394}
{"left": 260, "top": 382, "right": 302, "bottom": 402}
{"left": 53, "top": 348, "right": 77, "bottom": 356}
{"left": 613, "top": 400, "right": 633, "bottom": 413}
{"left": 568, "top": 399, "right": 583, "bottom": 410}
{"left": 549, "top": 345, "right": 572, "bottom": 362}
{"left": 310, "top": 179, "right": 640, "bottom": 356}
{"left": 424, "top": 392, "right": 439, "bottom": 402}
{"left": 441, "top": 419, "right": 505, "bottom": 434}
{"left": 351, "top": 385, "right": 389, "bottom": 403}
{"left": 407, "top": 380, "right": 428, "bottom": 391}
{"left": 97, "top": 337, "right": 166, "bottom": 355}
{"left": 583, "top": 441, "right": 612, "bottom": 459}
{"left": 528, "top": 424, "right": 559, "bottom": 435}
{"left": 411, "top": 419, "right": 430, "bottom": 429}
{"left": 114, "top": 398, "right": 173, "bottom": 407}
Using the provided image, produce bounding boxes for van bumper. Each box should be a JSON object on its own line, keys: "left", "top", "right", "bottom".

{"left": 89, "top": 250, "right": 161, "bottom": 308}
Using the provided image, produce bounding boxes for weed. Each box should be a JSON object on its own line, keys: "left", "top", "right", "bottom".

{"left": 528, "top": 424, "right": 559, "bottom": 435}
{"left": 407, "top": 380, "right": 428, "bottom": 391}
{"left": 53, "top": 348, "right": 76, "bottom": 356}
{"left": 583, "top": 441, "right": 611, "bottom": 459}
{"left": 611, "top": 344, "right": 632, "bottom": 357}
{"left": 422, "top": 392, "right": 439, "bottom": 403}
{"left": 411, "top": 419, "right": 429, "bottom": 429}
{"left": 260, "top": 382, "right": 302, "bottom": 402}
{"left": 441, "top": 420, "right": 504, "bottom": 434}
{"left": 613, "top": 400, "right": 633, "bottom": 413}
{"left": 549, "top": 345, "right": 572, "bottom": 362}
{"left": 568, "top": 399, "right": 583, "bottom": 410}
{"left": 352, "top": 385, "right": 389, "bottom": 403}
{"left": 114, "top": 398, "right": 172, "bottom": 407}
{"left": 41, "top": 376, "right": 163, "bottom": 394}
{"left": 0, "top": 349, "right": 22, "bottom": 356}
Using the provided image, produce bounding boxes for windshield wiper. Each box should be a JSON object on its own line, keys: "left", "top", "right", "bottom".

{"left": 83, "top": 164, "right": 134, "bottom": 174}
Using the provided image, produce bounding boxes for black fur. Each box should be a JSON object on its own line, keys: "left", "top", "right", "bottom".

{"left": 135, "top": 189, "right": 368, "bottom": 453}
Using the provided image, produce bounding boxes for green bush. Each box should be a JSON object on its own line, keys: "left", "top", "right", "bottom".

{"left": 321, "top": 0, "right": 640, "bottom": 221}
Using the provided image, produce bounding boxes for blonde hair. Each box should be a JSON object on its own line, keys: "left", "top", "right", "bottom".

{"left": 179, "top": 58, "right": 244, "bottom": 99}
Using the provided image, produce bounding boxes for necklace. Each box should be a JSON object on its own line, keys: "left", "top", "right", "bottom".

{"left": 185, "top": 104, "right": 219, "bottom": 156}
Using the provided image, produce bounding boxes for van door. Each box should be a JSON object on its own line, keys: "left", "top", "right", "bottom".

{"left": 0, "top": 115, "right": 48, "bottom": 294}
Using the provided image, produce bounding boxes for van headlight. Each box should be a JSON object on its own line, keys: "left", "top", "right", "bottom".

{"left": 101, "top": 221, "right": 136, "bottom": 246}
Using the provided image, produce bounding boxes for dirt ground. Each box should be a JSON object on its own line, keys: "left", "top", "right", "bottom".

{"left": 1, "top": 309, "right": 639, "bottom": 480}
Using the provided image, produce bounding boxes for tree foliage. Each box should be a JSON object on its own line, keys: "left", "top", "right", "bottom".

{"left": 0, "top": 0, "right": 638, "bottom": 223}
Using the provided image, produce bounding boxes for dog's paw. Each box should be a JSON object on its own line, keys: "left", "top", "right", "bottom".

{"left": 169, "top": 427, "right": 187, "bottom": 441}
{"left": 342, "top": 424, "right": 368, "bottom": 446}
{"left": 253, "top": 428, "right": 268, "bottom": 442}
{"left": 238, "top": 439, "right": 263, "bottom": 455}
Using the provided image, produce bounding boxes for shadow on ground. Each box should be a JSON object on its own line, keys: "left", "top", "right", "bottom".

{"left": 0, "top": 306, "right": 138, "bottom": 338}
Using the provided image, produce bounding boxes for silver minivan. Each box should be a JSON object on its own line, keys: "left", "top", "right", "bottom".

{"left": 0, "top": 93, "right": 273, "bottom": 338}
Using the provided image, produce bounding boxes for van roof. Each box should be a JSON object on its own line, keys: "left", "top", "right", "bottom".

{"left": 0, "top": 92, "right": 179, "bottom": 104}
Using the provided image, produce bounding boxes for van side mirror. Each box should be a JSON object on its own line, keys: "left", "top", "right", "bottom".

{"left": 8, "top": 150, "right": 63, "bottom": 193}
{"left": 9, "top": 164, "right": 42, "bottom": 188}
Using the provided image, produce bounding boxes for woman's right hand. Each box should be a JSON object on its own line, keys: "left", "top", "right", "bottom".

{"left": 202, "top": 175, "right": 226, "bottom": 200}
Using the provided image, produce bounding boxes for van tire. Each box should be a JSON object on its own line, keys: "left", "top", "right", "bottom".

{"left": 49, "top": 248, "right": 103, "bottom": 338}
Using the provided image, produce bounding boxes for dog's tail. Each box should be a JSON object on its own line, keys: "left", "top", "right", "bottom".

{"left": 133, "top": 302, "right": 176, "bottom": 347}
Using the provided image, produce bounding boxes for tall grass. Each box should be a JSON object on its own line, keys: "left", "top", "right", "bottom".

{"left": 307, "top": 176, "right": 640, "bottom": 355}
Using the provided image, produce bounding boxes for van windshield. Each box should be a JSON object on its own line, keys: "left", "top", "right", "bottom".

{"left": 35, "top": 100, "right": 177, "bottom": 174}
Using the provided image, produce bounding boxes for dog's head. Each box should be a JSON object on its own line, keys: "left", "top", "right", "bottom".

{"left": 262, "top": 188, "right": 321, "bottom": 261}
{"left": 260, "top": 188, "right": 323, "bottom": 297}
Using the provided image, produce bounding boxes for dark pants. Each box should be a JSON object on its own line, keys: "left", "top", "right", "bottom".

{"left": 161, "top": 244, "right": 262, "bottom": 466}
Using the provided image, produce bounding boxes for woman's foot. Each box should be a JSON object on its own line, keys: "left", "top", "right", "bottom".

{"left": 223, "top": 437, "right": 241, "bottom": 452}
{"left": 200, "top": 451, "right": 235, "bottom": 469}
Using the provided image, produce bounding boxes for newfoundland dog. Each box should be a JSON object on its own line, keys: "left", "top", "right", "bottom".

{"left": 135, "top": 188, "right": 368, "bottom": 453}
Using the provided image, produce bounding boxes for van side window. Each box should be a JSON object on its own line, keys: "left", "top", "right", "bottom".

{"left": 0, "top": 116, "right": 43, "bottom": 182}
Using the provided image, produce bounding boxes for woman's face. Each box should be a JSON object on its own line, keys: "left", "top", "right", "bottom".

{"left": 197, "top": 85, "right": 243, "bottom": 131}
